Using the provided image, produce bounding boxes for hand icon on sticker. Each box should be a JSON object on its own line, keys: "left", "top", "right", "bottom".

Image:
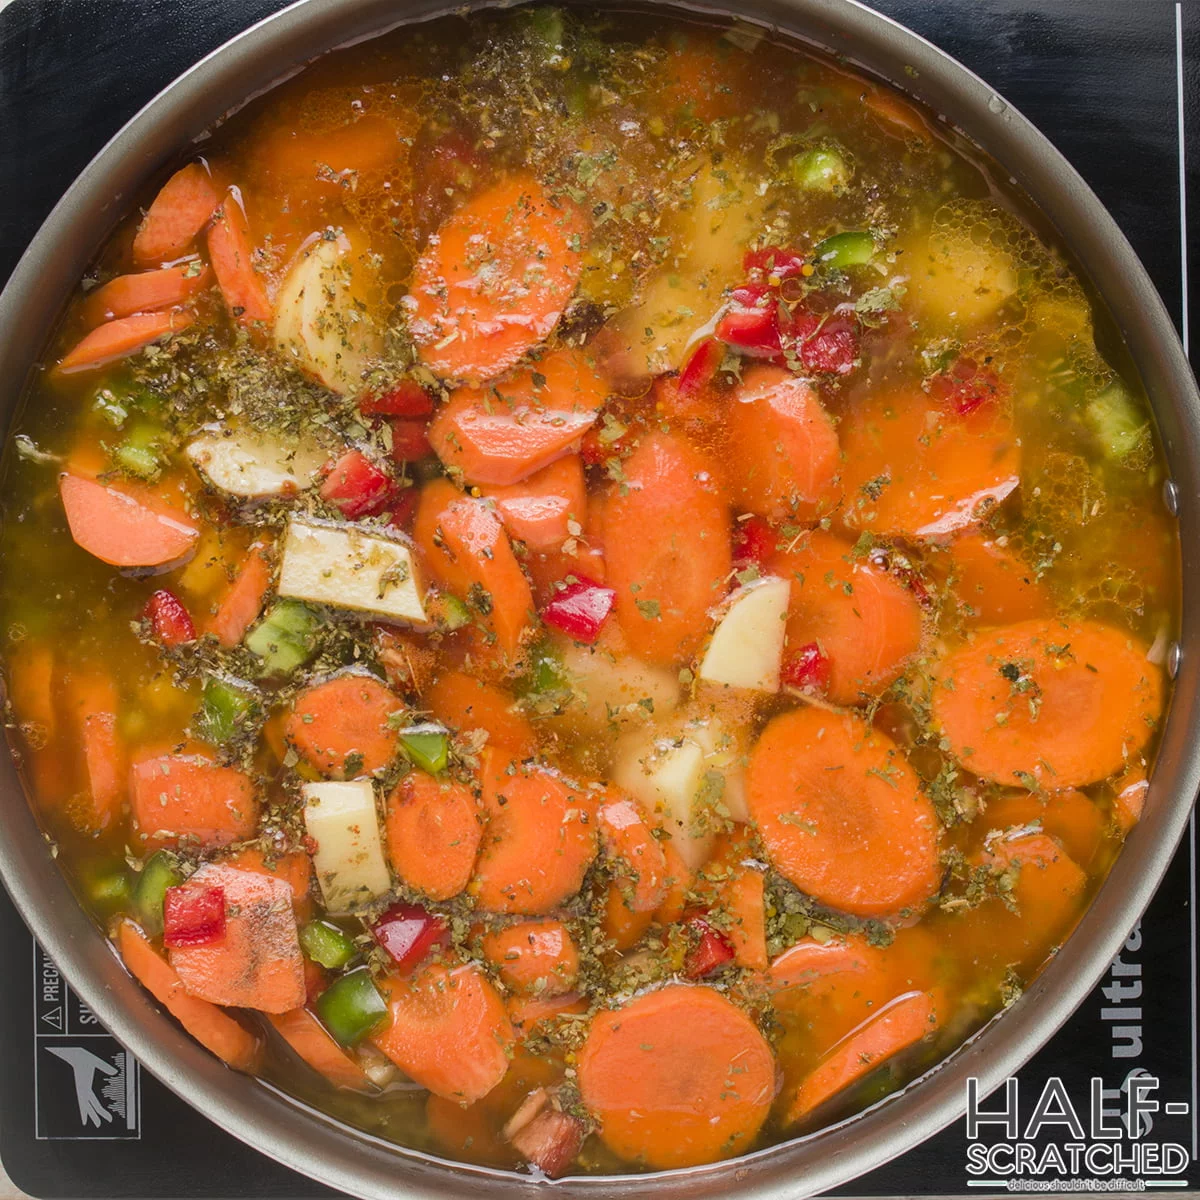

{"left": 45, "top": 1045, "right": 118, "bottom": 1127}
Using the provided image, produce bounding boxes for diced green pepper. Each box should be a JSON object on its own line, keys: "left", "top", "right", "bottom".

{"left": 113, "top": 422, "right": 166, "bottom": 480}
{"left": 83, "top": 865, "right": 132, "bottom": 913}
{"left": 299, "top": 920, "right": 359, "bottom": 970}
{"left": 399, "top": 723, "right": 450, "bottom": 774}
{"left": 1086, "top": 382, "right": 1152, "bottom": 464}
{"left": 518, "top": 643, "right": 569, "bottom": 697}
{"left": 790, "top": 146, "right": 851, "bottom": 192}
{"left": 195, "top": 675, "right": 260, "bottom": 745}
{"left": 135, "top": 851, "right": 184, "bottom": 936}
{"left": 523, "top": 5, "right": 566, "bottom": 66}
{"left": 244, "top": 600, "right": 321, "bottom": 677}
{"left": 92, "top": 388, "right": 129, "bottom": 429}
{"left": 813, "top": 230, "right": 875, "bottom": 269}
{"left": 430, "top": 592, "right": 471, "bottom": 632}
{"left": 316, "top": 967, "right": 389, "bottom": 1046}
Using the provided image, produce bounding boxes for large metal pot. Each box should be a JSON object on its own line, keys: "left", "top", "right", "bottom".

{"left": 0, "top": 1, "right": 1196, "bottom": 1196}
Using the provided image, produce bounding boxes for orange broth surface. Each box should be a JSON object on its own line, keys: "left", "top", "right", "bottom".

{"left": 0, "top": 5, "right": 1179, "bottom": 1177}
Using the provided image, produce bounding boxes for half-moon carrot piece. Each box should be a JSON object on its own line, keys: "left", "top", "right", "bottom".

{"left": 838, "top": 387, "right": 1020, "bottom": 539}
{"left": 132, "top": 162, "right": 222, "bottom": 265}
{"left": 56, "top": 310, "right": 194, "bottom": 375}
{"left": 764, "top": 936, "right": 877, "bottom": 994}
{"left": 602, "top": 884, "right": 655, "bottom": 951}
{"left": 385, "top": 770, "right": 482, "bottom": 901}
{"left": 268, "top": 1007, "right": 371, "bottom": 1090}
{"left": 770, "top": 528, "right": 924, "bottom": 706}
{"left": 746, "top": 706, "right": 941, "bottom": 917}
{"left": 117, "top": 919, "right": 261, "bottom": 1071}
{"left": 424, "top": 670, "right": 537, "bottom": 756}
{"left": 506, "top": 991, "right": 589, "bottom": 1042}
{"left": 218, "top": 845, "right": 315, "bottom": 912}
{"left": 130, "top": 752, "right": 259, "bottom": 850}
{"left": 598, "top": 790, "right": 668, "bottom": 914}
{"left": 372, "top": 962, "right": 515, "bottom": 1104}
{"left": 932, "top": 619, "right": 1163, "bottom": 788}
{"left": 208, "top": 540, "right": 273, "bottom": 647}
{"left": 783, "top": 989, "right": 939, "bottom": 1126}
{"left": 285, "top": 673, "right": 403, "bottom": 778}
{"left": 577, "top": 984, "right": 777, "bottom": 1169}
{"left": 976, "top": 788, "right": 1105, "bottom": 871}
{"left": 207, "top": 187, "right": 272, "bottom": 325}
{"left": 429, "top": 350, "right": 606, "bottom": 487}
{"left": 81, "top": 262, "right": 211, "bottom": 329}
{"left": 937, "top": 532, "right": 1052, "bottom": 626}
{"left": 473, "top": 751, "right": 597, "bottom": 915}
{"left": 726, "top": 365, "right": 841, "bottom": 522}
{"left": 61, "top": 670, "right": 125, "bottom": 835}
{"left": 653, "top": 839, "right": 695, "bottom": 926}
{"left": 697, "top": 835, "right": 768, "bottom": 971}
{"left": 604, "top": 431, "right": 732, "bottom": 665}
{"left": 481, "top": 454, "right": 587, "bottom": 552}
{"left": 59, "top": 473, "right": 199, "bottom": 569}
{"left": 406, "top": 174, "right": 587, "bottom": 383}
{"left": 481, "top": 919, "right": 580, "bottom": 996}
{"left": 1112, "top": 767, "right": 1149, "bottom": 836}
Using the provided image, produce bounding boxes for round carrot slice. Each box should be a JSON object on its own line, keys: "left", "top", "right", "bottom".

{"left": 372, "top": 962, "right": 514, "bottom": 1105}
{"left": 932, "top": 619, "right": 1163, "bottom": 788}
{"left": 406, "top": 174, "right": 587, "bottom": 383}
{"left": 936, "top": 532, "right": 1052, "bottom": 626}
{"left": 727, "top": 366, "right": 841, "bottom": 522}
{"left": 976, "top": 788, "right": 1105, "bottom": 870}
{"left": 598, "top": 790, "right": 668, "bottom": 913}
{"left": 424, "top": 671, "right": 537, "bottom": 757}
{"left": 604, "top": 431, "right": 732, "bottom": 665}
{"left": 473, "top": 752, "right": 598, "bottom": 915}
{"left": 746, "top": 706, "right": 941, "bottom": 917}
{"left": 481, "top": 918, "right": 580, "bottom": 996}
{"left": 286, "top": 673, "right": 403, "bottom": 778}
{"left": 839, "top": 387, "right": 1020, "bottom": 539}
{"left": 577, "top": 984, "right": 776, "bottom": 1169}
{"left": 783, "top": 989, "right": 939, "bottom": 1126}
{"left": 385, "top": 771, "right": 482, "bottom": 901}
{"left": 268, "top": 1007, "right": 371, "bottom": 1091}
{"left": 770, "top": 529, "right": 924, "bottom": 705}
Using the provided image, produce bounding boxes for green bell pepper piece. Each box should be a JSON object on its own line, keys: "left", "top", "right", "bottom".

{"left": 813, "top": 230, "right": 875, "bottom": 269}
{"left": 316, "top": 967, "right": 389, "bottom": 1046}
{"left": 244, "top": 600, "right": 321, "bottom": 677}
{"left": 399, "top": 723, "right": 450, "bottom": 774}
{"left": 299, "top": 920, "right": 359, "bottom": 970}
{"left": 135, "top": 851, "right": 184, "bottom": 936}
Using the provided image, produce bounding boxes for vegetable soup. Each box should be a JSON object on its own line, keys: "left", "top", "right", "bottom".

{"left": 0, "top": 4, "right": 1177, "bottom": 1177}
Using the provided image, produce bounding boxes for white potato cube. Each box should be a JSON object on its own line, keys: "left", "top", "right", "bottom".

{"left": 278, "top": 517, "right": 426, "bottom": 623}
{"left": 699, "top": 576, "right": 790, "bottom": 693}
{"left": 187, "top": 427, "right": 328, "bottom": 499}
{"left": 302, "top": 779, "right": 391, "bottom": 913}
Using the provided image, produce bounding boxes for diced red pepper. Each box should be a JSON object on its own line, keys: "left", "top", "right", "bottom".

{"left": 320, "top": 448, "right": 396, "bottom": 519}
{"left": 370, "top": 901, "right": 448, "bottom": 971}
{"left": 413, "top": 131, "right": 480, "bottom": 233}
{"left": 733, "top": 515, "right": 776, "bottom": 570}
{"left": 868, "top": 548, "right": 932, "bottom": 607}
{"left": 928, "top": 357, "right": 1008, "bottom": 415}
{"left": 143, "top": 589, "right": 196, "bottom": 647}
{"left": 677, "top": 337, "right": 723, "bottom": 396}
{"left": 162, "top": 882, "right": 226, "bottom": 948}
{"left": 541, "top": 576, "right": 616, "bottom": 644}
{"left": 682, "top": 913, "right": 736, "bottom": 979}
{"left": 781, "top": 642, "right": 832, "bottom": 694}
{"left": 788, "top": 310, "right": 860, "bottom": 376}
{"left": 359, "top": 379, "right": 435, "bottom": 418}
{"left": 391, "top": 417, "right": 433, "bottom": 463}
{"left": 715, "top": 283, "right": 784, "bottom": 356}
{"left": 744, "top": 245, "right": 808, "bottom": 282}
{"left": 387, "top": 486, "right": 419, "bottom": 533}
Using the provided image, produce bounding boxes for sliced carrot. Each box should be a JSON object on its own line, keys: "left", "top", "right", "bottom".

{"left": 373, "top": 962, "right": 515, "bottom": 1104}
{"left": 255, "top": 114, "right": 401, "bottom": 188}
{"left": 977, "top": 789, "right": 1105, "bottom": 871}
{"left": 698, "top": 835, "right": 768, "bottom": 971}
{"left": 783, "top": 990, "right": 938, "bottom": 1126}
{"left": 268, "top": 1007, "right": 371, "bottom": 1090}
{"left": 208, "top": 541, "right": 273, "bottom": 647}
{"left": 598, "top": 790, "right": 668, "bottom": 914}
{"left": 407, "top": 174, "right": 587, "bottom": 383}
{"left": 219, "top": 845, "right": 315, "bottom": 911}
{"left": 746, "top": 706, "right": 941, "bottom": 917}
{"left": 207, "top": 187, "right": 272, "bottom": 325}
{"left": 1113, "top": 768, "right": 1149, "bottom": 836}
{"left": 56, "top": 310, "right": 194, "bottom": 375}
{"left": 116, "top": 919, "right": 260, "bottom": 1070}
{"left": 169, "top": 863, "right": 305, "bottom": 1013}
{"left": 726, "top": 366, "right": 841, "bottom": 522}
{"left": 481, "top": 454, "right": 587, "bottom": 552}
{"left": 602, "top": 885, "right": 655, "bottom": 952}
{"left": 81, "top": 263, "right": 211, "bottom": 329}
{"left": 424, "top": 670, "right": 537, "bottom": 756}
{"left": 429, "top": 350, "right": 607, "bottom": 487}
{"left": 59, "top": 473, "right": 199, "bottom": 570}
{"left": 285, "top": 673, "right": 403, "bottom": 778}
{"left": 838, "top": 387, "right": 1021, "bottom": 539}
{"left": 653, "top": 839, "right": 695, "bottom": 926}
{"left": 506, "top": 991, "right": 588, "bottom": 1042}
{"left": 578, "top": 984, "right": 776, "bottom": 1169}
{"left": 130, "top": 752, "right": 259, "bottom": 849}
{"left": 5, "top": 643, "right": 69, "bottom": 802}
{"left": 385, "top": 770, "right": 482, "bottom": 901}
{"left": 932, "top": 619, "right": 1163, "bottom": 788}
{"left": 61, "top": 671, "right": 125, "bottom": 835}
{"left": 765, "top": 936, "right": 877, "bottom": 994}
{"left": 481, "top": 919, "right": 580, "bottom": 996}
{"left": 604, "top": 431, "right": 732, "bottom": 665}
{"left": 863, "top": 86, "right": 932, "bottom": 140}
{"left": 132, "top": 162, "right": 222, "bottom": 265}
{"left": 770, "top": 528, "right": 924, "bottom": 706}
{"left": 473, "top": 751, "right": 597, "bottom": 915}
{"left": 659, "top": 34, "right": 743, "bottom": 123}
{"left": 413, "top": 479, "right": 536, "bottom": 660}
{"left": 939, "top": 533, "right": 1052, "bottom": 626}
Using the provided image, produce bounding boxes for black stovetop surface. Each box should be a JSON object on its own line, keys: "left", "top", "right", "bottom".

{"left": 1, "top": 1, "right": 1198, "bottom": 1196}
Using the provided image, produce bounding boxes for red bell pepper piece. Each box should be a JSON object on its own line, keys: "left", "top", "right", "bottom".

{"left": 789, "top": 310, "right": 860, "bottom": 376}
{"left": 143, "top": 589, "right": 196, "bottom": 647}
{"left": 682, "top": 913, "right": 736, "bottom": 979}
{"left": 162, "top": 882, "right": 226, "bottom": 948}
{"left": 320, "top": 449, "right": 396, "bottom": 519}
{"left": 677, "top": 337, "right": 723, "bottom": 395}
{"left": 733, "top": 516, "right": 775, "bottom": 570}
{"left": 781, "top": 642, "right": 832, "bottom": 694}
{"left": 391, "top": 418, "right": 433, "bottom": 463}
{"left": 743, "top": 245, "right": 808, "bottom": 281}
{"left": 371, "top": 902, "right": 448, "bottom": 971}
{"left": 387, "top": 486, "right": 419, "bottom": 533}
{"left": 928, "top": 357, "right": 1008, "bottom": 415}
{"left": 541, "top": 576, "right": 616, "bottom": 644}
{"left": 359, "top": 379, "right": 435, "bottom": 418}
{"left": 715, "top": 283, "right": 784, "bottom": 356}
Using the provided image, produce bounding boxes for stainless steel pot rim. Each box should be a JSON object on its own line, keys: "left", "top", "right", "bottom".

{"left": 0, "top": 1, "right": 1197, "bottom": 1197}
